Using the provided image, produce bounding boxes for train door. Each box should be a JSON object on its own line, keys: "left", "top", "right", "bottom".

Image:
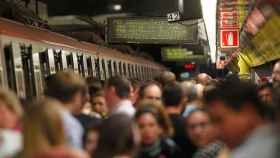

{"left": 54, "top": 50, "right": 63, "bottom": 72}
{"left": 95, "top": 56, "right": 100, "bottom": 79}
{"left": 61, "top": 50, "right": 68, "bottom": 70}
{"left": 32, "top": 47, "right": 44, "bottom": 97}
{"left": 91, "top": 55, "right": 97, "bottom": 77}
{"left": 104, "top": 58, "right": 111, "bottom": 80}
{"left": 104, "top": 58, "right": 110, "bottom": 79}
{"left": 100, "top": 58, "right": 106, "bottom": 81}
{"left": 4, "top": 42, "right": 26, "bottom": 98}
{"left": 0, "top": 41, "right": 7, "bottom": 88}
{"left": 39, "top": 48, "right": 56, "bottom": 91}
{"left": 83, "top": 54, "right": 89, "bottom": 78}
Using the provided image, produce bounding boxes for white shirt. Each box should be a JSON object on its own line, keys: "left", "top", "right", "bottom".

{"left": 0, "top": 129, "right": 22, "bottom": 157}
{"left": 111, "top": 99, "right": 135, "bottom": 117}
{"left": 231, "top": 124, "right": 279, "bottom": 158}
{"left": 60, "top": 107, "right": 84, "bottom": 149}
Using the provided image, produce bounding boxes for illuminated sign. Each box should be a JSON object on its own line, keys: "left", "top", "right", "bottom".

{"left": 220, "top": 30, "right": 239, "bottom": 48}
{"left": 161, "top": 47, "right": 207, "bottom": 62}
{"left": 107, "top": 17, "right": 198, "bottom": 44}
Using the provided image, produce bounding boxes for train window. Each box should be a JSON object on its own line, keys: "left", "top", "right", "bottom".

{"left": 21, "top": 44, "right": 36, "bottom": 99}
{"left": 66, "top": 54, "right": 74, "bottom": 70}
{"left": 4, "top": 43, "right": 26, "bottom": 98}
{"left": 77, "top": 54, "right": 85, "bottom": 77}
{"left": 86, "top": 56, "right": 93, "bottom": 77}
{"left": 113, "top": 61, "right": 117, "bottom": 76}
{"left": 54, "top": 50, "right": 63, "bottom": 72}
{"left": 95, "top": 58, "right": 100, "bottom": 80}
{"left": 4, "top": 45, "right": 17, "bottom": 92}
{"left": 101, "top": 59, "right": 106, "bottom": 80}
{"left": 119, "top": 62, "right": 122, "bottom": 76}
{"left": 123, "top": 63, "right": 126, "bottom": 77}
{"left": 108, "top": 60, "right": 112, "bottom": 78}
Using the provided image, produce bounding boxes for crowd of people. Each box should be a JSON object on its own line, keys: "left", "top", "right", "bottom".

{"left": 1, "top": 61, "right": 280, "bottom": 158}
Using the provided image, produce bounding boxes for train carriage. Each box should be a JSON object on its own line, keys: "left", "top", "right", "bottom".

{"left": 0, "top": 18, "right": 165, "bottom": 99}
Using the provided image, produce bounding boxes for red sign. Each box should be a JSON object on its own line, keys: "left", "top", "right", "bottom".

{"left": 220, "top": 30, "right": 239, "bottom": 48}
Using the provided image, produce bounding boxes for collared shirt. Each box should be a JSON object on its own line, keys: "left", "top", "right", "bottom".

{"left": 60, "top": 108, "right": 84, "bottom": 149}
{"left": 111, "top": 99, "right": 135, "bottom": 117}
{"left": 231, "top": 124, "right": 279, "bottom": 158}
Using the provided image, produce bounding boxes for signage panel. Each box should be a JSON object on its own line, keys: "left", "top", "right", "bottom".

{"left": 220, "top": 30, "right": 239, "bottom": 48}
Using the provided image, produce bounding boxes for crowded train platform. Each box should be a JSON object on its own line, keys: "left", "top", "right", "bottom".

{"left": 0, "top": 0, "right": 280, "bottom": 158}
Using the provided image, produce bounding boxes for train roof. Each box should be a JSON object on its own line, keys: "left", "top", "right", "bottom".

{"left": 0, "top": 18, "right": 163, "bottom": 68}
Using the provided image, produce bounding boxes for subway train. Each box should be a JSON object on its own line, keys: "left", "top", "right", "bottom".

{"left": 0, "top": 18, "right": 165, "bottom": 99}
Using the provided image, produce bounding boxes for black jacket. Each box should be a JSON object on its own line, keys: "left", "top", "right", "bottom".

{"left": 137, "top": 137, "right": 183, "bottom": 158}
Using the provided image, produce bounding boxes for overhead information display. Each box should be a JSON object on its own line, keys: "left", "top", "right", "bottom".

{"left": 161, "top": 47, "right": 206, "bottom": 62}
{"left": 107, "top": 17, "right": 198, "bottom": 44}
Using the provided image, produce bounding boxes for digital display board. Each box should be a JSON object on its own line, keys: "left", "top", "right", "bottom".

{"left": 161, "top": 47, "right": 206, "bottom": 62}
{"left": 107, "top": 17, "right": 198, "bottom": 44}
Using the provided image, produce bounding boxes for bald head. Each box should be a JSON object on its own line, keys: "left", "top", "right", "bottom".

{"left": 197, "top": 73, "right": 212, "bottom": 85}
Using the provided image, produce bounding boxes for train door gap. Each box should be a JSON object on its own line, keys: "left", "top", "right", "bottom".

{"left": 54, "top": 50, "right": 63, "bottom": 72}
{"left": 21, "top": 45, "right": 36, "bottom": 99}
{"left": 86, "top": 57, "right": 93, "bottom": 78}
{"left": 4, "top": 45, "right": 17, "bottom": 92}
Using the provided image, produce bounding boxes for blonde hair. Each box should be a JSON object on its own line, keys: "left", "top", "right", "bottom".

{"left": 0, "top": 88, "right": 22, "bottom": 117}
{"left": 135, "top": 100, "right": 174, "bottom": 136}
{"left": 23, "top": 98, "right": 65, "bottom": 158}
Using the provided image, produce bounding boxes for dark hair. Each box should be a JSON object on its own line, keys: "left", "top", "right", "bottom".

{"left": 44, "top": 71, "right": 87, "bottom": 103}
{"left": 106, "top": 76, "right": 131, "bottom": 98}
{"left": 139, "top": 80, "right": 162, "bottom": 98}
{"left": 87, "top": 77, "right": 103, "bottom": 96}
{"left": 162, "top": 82, "right": 183, "bottom": 107}
{"left": 94, "top": 114, "right": 137, "bottom": 158}
{"left": 257, "top": 83, "right": 272, "bottom": 92}
{"left": 204, "top": 80, "right": 265, "bottom": 116}
{"left": 90, "top": 90, "right": 105, "bottom": 98}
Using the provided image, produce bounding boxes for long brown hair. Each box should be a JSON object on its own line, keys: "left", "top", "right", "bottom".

{"left": 23, "top": 98, "right": 65, "bottom": 158}
{"left": 135, "top": 100, "right": 174, "bottom": 137}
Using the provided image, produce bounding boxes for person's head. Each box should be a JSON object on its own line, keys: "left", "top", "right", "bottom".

{"left": 83, "top": 121, "right": 102, "bottom": 156}
{"left": 158, "top": 71, "right": 176, "bottom": 86}
{"left": 138, "top": 81, "right": 162, "bottom": 102}
{"left": 104, "top": 76, "right": 131, "bottom": 110}
{"left": 197, "top": 73, "right": 212, "bottom": 86}
{"left": 45, "top": 71, "right": 87, "bottom": 114}
{"left": 129, "top": 79, "right": 140, "bottom": 105}
{"left": 94, "top": 114, "right": 140, "bottom": 158}
{"left": 272, "top": 61, "right": 280, "bottom": 84}
{"left": 162, "top": 82, "right": 183, "bottom": 108}
{"left": 204, "top": 80, "right": 265, "bottom": 149}
{"left": 257, "top": 83, "right": 273, "bottom": 106}
{"left": 0, "top": 88, "right": 22, "bottom": 129}
{"left": 185, "top": 108, "right": 218, "bottom": 147}
{"left": 90, "top": 90, "right": 107, "bottom": 115}
{"left": 23, "top": 98, "right": 65, "bottom": 158}
{"left": 135, "top": 100, "right": 173, "bottom": 145}
{"left": 180, "top": 81, "right": 198, "bottom": 104}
